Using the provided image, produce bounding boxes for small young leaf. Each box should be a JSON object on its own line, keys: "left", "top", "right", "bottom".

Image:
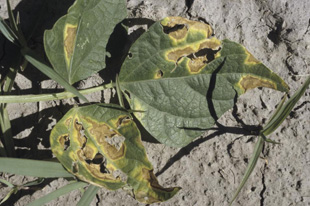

{"left": 27, "top": 181, "right": 87, "bottom": 206}
{"left": 119, "top": 17, "right": 289, "bottom": 148}
{"left": 229, "top": 136, "right": 264, "bottom": 205}
{"left": 50, "top": 104, "right": 180, "bottom": 204}
{"left": 0, "top": 178, "right": 14, "bottom": 188}
{"left": 5, "top": 0, "right": 26, "bottom": 47}
{"left": 6, "top": 0, "right": 18, "bottom": 34}
{"left": 0, "top": 158, "right": 74, "bottom": 178}
{"left": 44, "top": 0, "right": 127, "bottom": 85}
{"left": 261, "top": 76, "right": 310, "bottom": 136}
{"left": 0, "top": 17, "right": 18, "bottom": 44}
{"left": 77, "top": 185, "right": 99, "bottom": 206}
{"left": 0, "top": 106, "right": 15, "bottom": 157}
{"left": 230, "top": 77, "right": 309, "bottom": 204}
{"left": 22, "top": 178, "right": 45, "bottom": 187}
{"left": 0, "top": 188, "right": 17, "bottom": 205}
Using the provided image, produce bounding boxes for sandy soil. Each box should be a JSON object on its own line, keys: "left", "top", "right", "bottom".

{"left": 0, "top": 0, "right": 309, "bottom": 205}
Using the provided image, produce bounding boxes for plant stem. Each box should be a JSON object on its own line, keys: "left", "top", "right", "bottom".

{"left": 0, "top": 82, "right": 115, "bottom": 104}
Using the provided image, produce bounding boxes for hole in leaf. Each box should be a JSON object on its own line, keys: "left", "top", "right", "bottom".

{"left": 74, "top": 120, "right": 87, "bottom": 149}
{"left": 128, "top": 52, "right": 133, "bottom": 59}
{"left": 112, "top": 169, "right": 128, "bottom": 182}
{"left": 100, "top": 163, "right": 108, "bottom": 173}
{"left": 123, "top": 90, "right": 131, "bottom": 99}
{"left": 117, "top": 116, "right": 131, "bottom": 128}
{"left": 64, "top": 137, "right": 70, "bottom": 151}
{"left": 105, "top": 135, "right": 125, "bottom": 151}
{"left": 85, "top": 152, "right": 104, "bottom": 164}
{"left": 156, "top": 69, "right": 164, "bottom": 78}
{"left": 163, "top": 24, "right": 186, "bottom": 34}
{"left": 59, "top": 135, "right": 70, "bottom": 151}
{"left": 187, "top": 47, "right": 220, "bottom": 63}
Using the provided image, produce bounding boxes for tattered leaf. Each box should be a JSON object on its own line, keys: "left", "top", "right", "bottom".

{"left": 44, "top": 0, "right": 127, "bottom": 84}
{"left": 119, "top": 16, "right": 289, "bottom": 148}
{"left": 50, "top": 104, "right": 180, "bottom": 204}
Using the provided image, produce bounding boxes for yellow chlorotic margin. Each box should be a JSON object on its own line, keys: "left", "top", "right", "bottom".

{"left": 160, "top": 16, "right": 213, "bottom": 46}
{"left": 164, "top": 38, "right": 221, "bottom": 64}
{"left": 243, "top": 47, "right": 260, "bottom": 65}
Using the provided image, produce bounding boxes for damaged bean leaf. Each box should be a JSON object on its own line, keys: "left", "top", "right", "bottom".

{"left": 44, "top": 0, "right": 127, "bottom": 85}
{"left": 119, "top": 16, "right": 289, "bottom": 148}
{"left": 50, "top": 104, "right": 180, "bottom": 204}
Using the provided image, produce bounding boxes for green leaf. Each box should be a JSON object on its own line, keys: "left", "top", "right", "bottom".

{"left": 261, "top": 76, "right": 310, "bottom": 136}
{"left": 0, "top": 178, "right": 14, "bottom": 188}
{"left": 77, "top": 185, "right": 99, "bottom": 206}
{"left": 0, "top": 187, "right": 17, "bottom": 205}
{"left": 22, "top": 48, "right": 88, "bottom": 102}
{"left": 0, "top": 66, "right": 18, "bottom": 157}
{"left": 4, "top": 0, "right": 27, "bottom": 47}
{"left": 50, "top": 104, "right": 180, "bottom": 204}
{"left": 22, "top": 178, "right": 45, "bottom": 187}
{"left": 0, "top": 17, "right": 18, "bottom": 44}
{"left": 27, "top": 181, "right": 87, "bottom": 206}
{"left": 44, "top": 0, "right": 127, "bottom": 85}
{"left": 229, "top": 136, "right": 264, "bottom": 205}
{"left": 0, "top": 106, "right": 15, "bottom": 157}
{"left": 119, "top": 17, "right": 289, "bottom": 148}
{"left": 6, "top": 0, "right": 18, "bottom": 34}
{"left": 0, "top": 158, "right": 74, "bottom": 178}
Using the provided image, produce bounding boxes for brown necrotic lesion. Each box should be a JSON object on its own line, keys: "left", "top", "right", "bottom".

{"left": 239, "top": 75, "right": 276, "bottom": 92}
{"left": 59, "top": 134, "right": 70, "bottom": 151}
{"left": 64, "top": 24, "right": 77, "bottom": 66}
{"left": 161, "top": 17, "right": 222, "bottom": 74}
{"left": 86, "top": 119, "right": 126, "bottom": 160}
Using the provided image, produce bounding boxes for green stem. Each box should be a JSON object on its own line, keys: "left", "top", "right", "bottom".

{"left": 0, "top": 82, "right": 115, "bottom": 104}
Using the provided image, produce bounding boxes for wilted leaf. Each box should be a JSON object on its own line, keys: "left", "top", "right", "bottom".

{"left": 44, "top": 0, "right": 127, "bottom": 84}
{"left": 119, "top": 16, "right": 289, "bottom": 148}
{"left": 50, "top": 104, "right": 180, "bottom": 204}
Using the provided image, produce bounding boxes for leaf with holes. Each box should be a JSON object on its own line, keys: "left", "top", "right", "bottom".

{"left": 119, "top": 16, "right": 289, "bottom": 148}
{"left": 50, "top": 104, "right": 180, "bottom": 204}
{"left": 44, "top": 0, "right": 127, "bottom": 85}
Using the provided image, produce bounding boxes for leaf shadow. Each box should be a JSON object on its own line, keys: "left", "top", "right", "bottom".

{"left": 156, "top": 56, "right": 262, "bottom": 176}
{"left": 11, "top": 104, "right": 72, "bottom": 159}
{"left": 156, "top": 123, "right": 261, "bottom": 177}
{"left": 99, "top": 18, "right": 155, "bottom": 84}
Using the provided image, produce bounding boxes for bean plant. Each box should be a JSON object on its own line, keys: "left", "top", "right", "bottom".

{"left": 0, "top": 0, "right": 309, "bottom": 205}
